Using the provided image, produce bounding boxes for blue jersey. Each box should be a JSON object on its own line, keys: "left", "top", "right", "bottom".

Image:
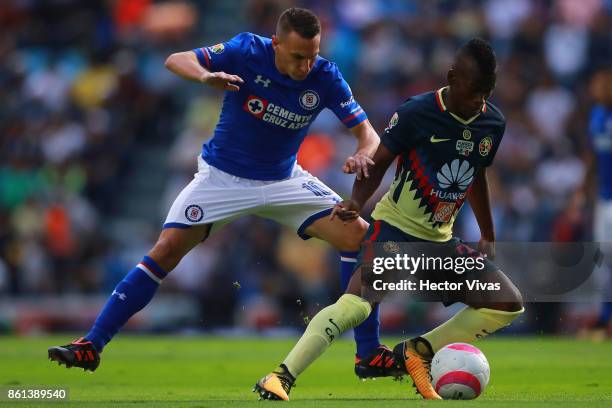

{"left": 589, "top": 105, "right": 612, "bottom": 200}
{"left": 192, "top": 32, "right": 367, "bottom": 180}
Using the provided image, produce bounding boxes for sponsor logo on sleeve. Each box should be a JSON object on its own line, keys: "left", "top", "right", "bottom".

{"left": 209, "top": 43, "right": 225, "bottom": 54}
{"left": 340, "top": 96, "right": 355, "bottom": 108}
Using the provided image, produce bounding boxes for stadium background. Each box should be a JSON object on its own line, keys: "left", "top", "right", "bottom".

{"left": 0, "top": 0, "right": 610, "bottom": 340}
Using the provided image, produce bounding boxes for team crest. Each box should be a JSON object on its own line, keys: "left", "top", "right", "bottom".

{"left": 209, "top": 43, "right": 225, "bottom": 54}
{"left": 432, "top": 201, "right": 456, "bottom": 223}
{"left": 385, "top": 112, "right": 399, "bottom": 132}
{"left": 479, "top": 137, "right": 493, "bottom": 156}
{"left": 299, "top": 90, "right": 320, "bottom": 110}
{"left": 185, "top": 205, "right": 204, "bottom": 222}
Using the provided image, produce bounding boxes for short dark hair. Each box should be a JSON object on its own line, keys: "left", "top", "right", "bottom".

{"left": 458, "top": 38, "right": 497, "bottom": 91}
{"left": 276, "top": 8, "right": 321, "bottom": 39}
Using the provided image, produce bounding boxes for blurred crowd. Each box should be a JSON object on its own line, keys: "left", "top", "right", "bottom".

{"left": 1, "top": 0, "right": 611, "bottom": 334}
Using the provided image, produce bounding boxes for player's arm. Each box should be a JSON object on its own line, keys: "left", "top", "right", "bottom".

{"left": 325, "top": 70, "right": 379, "bottom": 180}
{"left": 164, "top": 51, "right": 244, "bottom": 91}
{"left": 467, "top": 167, "right": 496, "bottom": 258}
{"left": 164, "top": 33, "right": 252, "bottom": 91}
{"left": 344, "top": 120, "right": 380, "bottom": 180}
{"left": 331, "top": 144, "right": 397, "bottom": 222}
{"left": 332, "top": 102, "right": 415, "bottom": 222}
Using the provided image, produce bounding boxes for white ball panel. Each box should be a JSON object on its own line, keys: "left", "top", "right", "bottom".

{"left": 430, "top": 343, "right": 490, "bottom": 400}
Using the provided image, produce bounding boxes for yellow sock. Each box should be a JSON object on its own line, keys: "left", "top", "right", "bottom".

{"left": 422, "top": 306, "right": 524, "bottom": 352}
{"left": 282, "top": 294, "right": 371, "bottom": 377}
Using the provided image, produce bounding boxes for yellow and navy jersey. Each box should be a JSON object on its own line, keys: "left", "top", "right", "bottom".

{"left": 372, "top": 87, "right": 505, "bottom": 242}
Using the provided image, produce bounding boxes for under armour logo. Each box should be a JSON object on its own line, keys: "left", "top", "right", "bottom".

{"left": 112, "top": 290, "right": 127, "bottom": 301}
{"left": 254, "top": 75, "right": 270, "bottom": 87}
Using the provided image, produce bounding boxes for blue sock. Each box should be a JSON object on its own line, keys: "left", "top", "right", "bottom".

{"left": 597, "top": 302, "right": 612, "bottom": 326}
{"left": 340, "top": 251, "right": 381, "bottom": 358}
{"left": 86, "top": 256, "right": 167, "bottom": 352}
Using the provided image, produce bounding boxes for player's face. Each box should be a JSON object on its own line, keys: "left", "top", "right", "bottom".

{"left": 272, "top": 31, "right": 320, "bottom": 81}
{"left": 448, "top": 62, "right": 494, "bottom": 118}
{"left": 452, "top": 77, "right": 492, "bottom": 117}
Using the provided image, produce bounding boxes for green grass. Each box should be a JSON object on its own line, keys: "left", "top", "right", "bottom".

{"left": 0, "top": 335, "right": 611, "bottom": 407}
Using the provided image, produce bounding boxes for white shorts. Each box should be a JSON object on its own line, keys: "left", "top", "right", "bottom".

{"left": 164, "top": 155, "right": 342, "bottom": 239}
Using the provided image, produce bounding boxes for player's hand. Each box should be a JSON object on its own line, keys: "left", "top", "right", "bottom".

{"left": 330, "top": 199, "right": 361, "bottom": 223}
{"left": 342, "top": 153, "right": 374, "bottom": 180}
{"left": 201, "top": 71, "right": 244, "bottom": 92}
{"left": 477, "top": 238, "right": 495, "bottom": 260}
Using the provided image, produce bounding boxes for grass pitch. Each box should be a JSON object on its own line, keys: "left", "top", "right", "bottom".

{"left": 0, "top": 335, "right": 611, "bottom": 407}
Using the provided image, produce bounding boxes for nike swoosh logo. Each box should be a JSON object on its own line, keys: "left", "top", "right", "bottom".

{"left": 430, "top": 135, "right": 451, "bottom": 143}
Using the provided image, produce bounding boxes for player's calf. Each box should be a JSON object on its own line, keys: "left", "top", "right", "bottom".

{"left": 420, "top": 305, "right": 525, "bottom": 357}
{"left": 148, "top": 225, "right": 211, "bottom": 271}
{"left": 254, "top": 294, "right": 372, "bottom": 400}
{"left": 306, "top": 215, "right": 368, "bottom": 252}
{"left": 45, "top": 225, "right": 211, "bottom": 368}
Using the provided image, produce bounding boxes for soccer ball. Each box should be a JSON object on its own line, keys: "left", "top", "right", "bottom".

{"left": 430, "top": 343, "right": 490, "bottom": 399}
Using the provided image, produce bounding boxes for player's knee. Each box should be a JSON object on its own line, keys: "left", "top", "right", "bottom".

{"left": 511, "top": 286, "right": 523, "bottom": 311}
{"left": 489, "top": 292, "right": 523, "bottom": 313}
{"left": 469, "top": 278, "right": 523, "bottom": 312}
{"left": 499, "top": 277, "right": 523, "bottom": 312}
{"left": 337, "top": 219, "right": 369, "bottom": 251}
{"left": 485, "top": 270, "right": 523, "bottom": 312}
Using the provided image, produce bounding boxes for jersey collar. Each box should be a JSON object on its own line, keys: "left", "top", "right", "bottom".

{"left": 435, "top": 86, "right": 487, "bottom": 126}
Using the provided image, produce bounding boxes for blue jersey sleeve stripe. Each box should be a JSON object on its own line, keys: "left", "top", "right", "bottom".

{"left": 342, "top": 109, "right": 367, "bottom": 127}
{"left": 341, "top": 108, "right": 365, "bottom": 123}
{"left": 192, "top": 47, "right": 211, "bottom": 69}
{"left": 345, "top": 115, "right": 367, "bottom": 128}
